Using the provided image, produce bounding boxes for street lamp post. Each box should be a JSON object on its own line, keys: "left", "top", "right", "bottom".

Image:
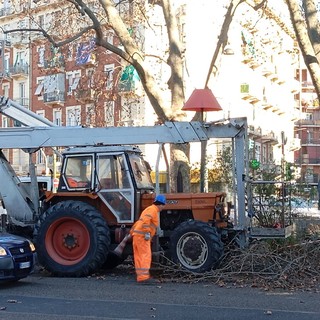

{"left": 182, "top": 88, "right": 222, "bottom": 192}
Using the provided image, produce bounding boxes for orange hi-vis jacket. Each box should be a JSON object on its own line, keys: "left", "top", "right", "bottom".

{"left": 130, "top": 204, "right": 159, "bottom": 238}
{"left": 130, "top": 204, "right": 160, "bottom": 282}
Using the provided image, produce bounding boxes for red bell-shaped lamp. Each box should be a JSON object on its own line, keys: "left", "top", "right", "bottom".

{"left": 182, "top": 88, "right": 222, "bottom": 117}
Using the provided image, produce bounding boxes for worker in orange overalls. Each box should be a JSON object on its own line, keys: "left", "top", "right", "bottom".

{"left": 130, "top": 194, "right": 166, "bottom": 283}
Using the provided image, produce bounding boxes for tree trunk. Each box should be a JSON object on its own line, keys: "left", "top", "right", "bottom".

{"left": 170, "top": 144, "right": 190, "bottom": 193}
{"left": 303, "top": 0, "right": 320, "bottom": 59}
{"left": 286, "top": 0, "right": 320, "bottom": 99}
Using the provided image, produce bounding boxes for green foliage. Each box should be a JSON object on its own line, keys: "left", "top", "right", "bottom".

{"left": 264, "top": 236, "right": 298, "bottom": 248}
{"left": 285, "top": 162, "right": 294, "bottom": 181}
{"left": 210, "top": 144, "right": 233, "bottom": 191}
{"left": 252, "top": 162, "right": 279, "bottom": 197}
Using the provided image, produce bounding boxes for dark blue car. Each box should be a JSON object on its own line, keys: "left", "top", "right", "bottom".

{"left": 0, "top": 233, "right": 37, "bottom": 282}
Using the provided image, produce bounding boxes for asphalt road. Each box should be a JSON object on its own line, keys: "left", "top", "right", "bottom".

{"left": 0, "top": 264, "right": 319, "bottom": 320}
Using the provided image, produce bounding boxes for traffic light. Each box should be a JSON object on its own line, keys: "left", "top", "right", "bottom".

{"left": 285, "top": 162, "right": 294, "bottom": 181}
{"left": 248, "top": 139, "right": 254, "bottom": 150}
{"left": 250, "top": 159, "right": 260, "bottom": 170}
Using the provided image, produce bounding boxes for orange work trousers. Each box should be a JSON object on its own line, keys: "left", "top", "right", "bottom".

{"left": 132, "top": 235, "right": 152, "bottom": 282}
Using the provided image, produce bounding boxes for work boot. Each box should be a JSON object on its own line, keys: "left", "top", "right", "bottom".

{"left": 137, "top": 277, "right": 160, "bottom": 285}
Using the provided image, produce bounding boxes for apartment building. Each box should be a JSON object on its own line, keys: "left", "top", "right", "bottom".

{"left": 0, "top": 0, "right": 145, "bottom": 174}
{"left": 294, "top": 67, "right": 320, "bottom": 186}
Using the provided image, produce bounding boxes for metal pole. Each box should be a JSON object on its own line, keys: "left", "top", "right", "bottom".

{"left": 281, "top": 131, "right": 285, "bottom": 181}
{"left": 200, "top": 110, "right": 206, "bottom": 192}
{"left": 28, "top": 152, "right": 40, "bottom": 219}
{"left": 155, "top": 143, "right": 163, "bottom": 194}
{"left": 0, "top": 40, "right": 4, "bottom": 76}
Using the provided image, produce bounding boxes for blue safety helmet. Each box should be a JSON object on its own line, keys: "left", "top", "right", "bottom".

{"left": 154, "top": 194, "right": 166, "bottom": 205}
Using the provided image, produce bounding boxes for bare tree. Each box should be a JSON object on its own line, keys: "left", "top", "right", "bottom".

{"left": 5, "top": 0, "right": 242, "bottom": 192}
{"left": 285, "top": 0, "right": 320, "bottom": 98}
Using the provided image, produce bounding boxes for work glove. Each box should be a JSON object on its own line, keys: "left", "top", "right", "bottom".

{"left": 144, "top": 232, "right": 151, "bottom": 241}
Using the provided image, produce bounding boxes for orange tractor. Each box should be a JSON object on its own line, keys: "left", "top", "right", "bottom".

{"left": 34, "top": 145, "right": 229, "bottom": 276}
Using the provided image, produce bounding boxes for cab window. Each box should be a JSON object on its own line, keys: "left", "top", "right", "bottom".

{"left": 64, "top": 155, "right": 92, "bottom": 189}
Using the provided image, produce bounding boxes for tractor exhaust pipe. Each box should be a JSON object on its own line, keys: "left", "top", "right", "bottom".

{"left": 113, "top": 234, "right": 132, "bottom": 257}
{"left": 103, "top": 233, "right": 132, "bottom": 270}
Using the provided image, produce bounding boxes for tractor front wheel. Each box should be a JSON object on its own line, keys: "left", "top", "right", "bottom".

{"left": 170, "top": 220, "right": 223, "bottom": 273}
{"left": 36, "top": 200, "right": 110, "bottom": 277}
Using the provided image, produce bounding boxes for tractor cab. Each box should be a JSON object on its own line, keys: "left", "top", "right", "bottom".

{"left": 57, "top": 145, "right": 154, "bottom": 223}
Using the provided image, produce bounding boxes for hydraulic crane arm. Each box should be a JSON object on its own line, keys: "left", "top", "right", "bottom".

{"left": 0, "top": 95, "right": 247, "bottom": 149}
{"left": 0, "top": 118, "right": 247, "bottom": 149}
{"left": 0, "top": 96, "right": 56, "bottom": 127}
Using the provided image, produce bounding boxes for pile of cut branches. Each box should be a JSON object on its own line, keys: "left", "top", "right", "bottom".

{"left": 155, "top": 239, "right": 320, "bottom": 291}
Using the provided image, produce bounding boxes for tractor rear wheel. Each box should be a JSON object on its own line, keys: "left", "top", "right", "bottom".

{"left": 36, "top": 200, "right": 110, "bottom": 277}
{"left": 170, "top": 220, "right": 223, "bottom": 273}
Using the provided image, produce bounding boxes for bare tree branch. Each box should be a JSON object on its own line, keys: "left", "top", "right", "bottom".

{"left": 205, "top": 0, "right": 245, "bottom": 88}
{"left": 303, "top": 0, "right": 320, "bottom": 57}
{"left": 286, "top": 0, "right": 320, "bottom": 100}
{"left": 160, "top": 0, "right": 185, "bottom": 119}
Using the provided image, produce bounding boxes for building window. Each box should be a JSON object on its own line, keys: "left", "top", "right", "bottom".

{"left": 86, "top": 104, "right": 95, "bottom": 126}
{"left": 3, "top": 0, "right": 11, "bottom": 15}
{"left": 18, "top": 19, "right": 27, "bottom": 29}
{"left": 66, "top": 106, "right": 81, "bottom": 126}
{"left": 38, "top": 46, "right": 45, "bottom": 66}
{"left": 4, "top": 53, "right": 10, "bottom": 75}
{"left": 14, "top": 51, "right": 26, "bottom": 67}
{"left": 2, "top": 84, "right": 9, "bottom": 97}
{"left": 67, "top": 44, "right": 73, "bottom": 61}
{"left": 35, "top": 78, "right": 44, "bottom": 99}
{"left": 38, "top": 15, "right": 45, "bottom": 28}
{"left": 43, "top": 73, "right": 65, "bottom": 103}
{"left": 86, "top": 69, "right": 94, "bottom": 87}
{"left": 37, "top": 149, "right": 44, "bottom": 165}
{"left": 18, "top": 82, "right": 27, "bottom": 106}
{"left": 105, "top": 101, "right": 114, "bottom": 126}
{"left": 67, "top": 71, "right": 81, "bottom": 94}
{"left": 104, "top": 64, "right": 114, "bottom": 90}
{"left": 53, "top": 109, "right": 62, "bottom": 126}
{"left": 2, "top": 116, "right": 8, "bottom": 128}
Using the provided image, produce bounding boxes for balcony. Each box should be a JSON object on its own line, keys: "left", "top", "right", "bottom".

{"left": 0, "top": 7, "right": 13, "bottom": 17}
{"left": 13, "top": 97, "right": 29, "bottom": 107}
{"left": 301, "top": 81, "right": 315, "bottom": 93}
{"left": 9, "top": 63, "right": 29, "bottom": 80}
{"left": 295, "top": 119, "right": 314, "bottom": 125}
{"left": 118, "top": 65, "right": 141, "bottom": 95}
{"left": 75, "top": 89, "right": 95, "bottom": 103}
{"left": 300, "top": 157, "right": 320, "bottom": 165}
{"left": 43, "top": 91, "right": 65, "bottom": 105}
{"left": 0, "top": 70, "right": 11, "bottom": 81}
{"left": 41, "top": 58, "right": 65, "bottom": 72}
{"left": 119, "top": 80, "right": 137, "bottom": 92}
{"left": 288, "top": 137, "right": 301, "bottom": 151}
{"left": 261, "top": 131, "right": 278, "bottom": 144}
{"left": 300, "top": 138, "right": 320, "bottom": 145}
{"left": 248, "top": 125, "right": 262, "bottom": 137}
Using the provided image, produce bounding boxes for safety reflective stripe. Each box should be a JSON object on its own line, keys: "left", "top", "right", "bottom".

{"left": 136, "top": 268, "right": 149, "bottom": 275}
{"left": 141, "top": 224, "right": 156, "bottom": 230}
{"left": 132, "top": 230, "right": 148, "bottom": 235}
